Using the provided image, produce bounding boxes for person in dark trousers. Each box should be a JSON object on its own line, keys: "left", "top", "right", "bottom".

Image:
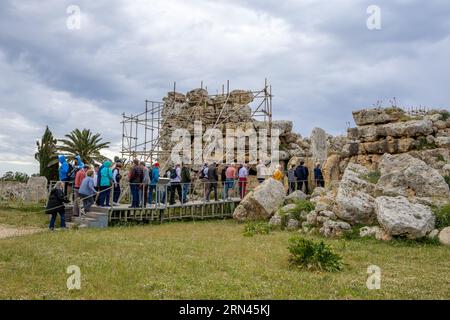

{"left": 205, "top": 162, "right": 219, "bottom": 202}
{"left": 129, "top": 159, "right": 144, "bottom": 208}
{"left": 169, "top": 164, "right": 182, "bottom": 205}
{"left": 78, "top": 170, "right": 98, "bottom": 213}
{"left": 287, "top": 165, "right": 296, "bottom": 194}
{"left": 314, "top": 163, "right": 325, "bottom": 188}
{"left": 112, "top": 162, "right": 122, "bottom": 205}
{"left": 181, "top": 163, "right": 191, "bottom": 204}
{"left": 220, "top": 164, "right": 228, "bottom": 200}
{"left": 46, "top": 181, "right": 69, "bottom": 230}
{"left": 295, "top": 161, "right": 309, "bottom": 194}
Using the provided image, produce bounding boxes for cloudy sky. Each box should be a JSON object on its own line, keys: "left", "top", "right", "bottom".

{"left": 1, "top": 0, "right": 449, "bottom": 175}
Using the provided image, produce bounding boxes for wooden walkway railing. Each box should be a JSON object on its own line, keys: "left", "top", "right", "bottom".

{"left": 107, "top": 199, "right": 241, "bottom": 224}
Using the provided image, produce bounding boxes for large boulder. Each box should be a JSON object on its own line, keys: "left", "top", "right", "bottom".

{"left": 310, "top": 127, "right": 328, "bottom": 161}
{"left": 351, "top": 119, "right": 434, "bottom": 142}
{"left": 285, "top": 190, "right": 307, "bottom": 204}
{"left": 438, "top": 227, "right": 450, "bottom": 246}
{"left": 376, "top": 153, "right": 450, "bottom": 201}
{"left": 375, "top": 196, "right": 435, "bottom": 239}
{"left": 352, "top": 107, "right": 405, "bottom": 126}
{"left": 335, "top": 163, "right": 377, "bottom": 224}
{"left": 233, "top": 178, "right": 286, "bottom": 222}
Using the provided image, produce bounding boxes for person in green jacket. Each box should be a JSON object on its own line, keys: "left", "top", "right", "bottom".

{"left": 98, "top": 160, "right": 113, "bottom": 207}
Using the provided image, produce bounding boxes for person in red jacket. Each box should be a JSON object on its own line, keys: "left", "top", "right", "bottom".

{"left": 73, "top": 165, "right": 90, "bottom": 216}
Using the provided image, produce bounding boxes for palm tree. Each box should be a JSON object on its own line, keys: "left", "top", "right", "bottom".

{"left": 58, "top": 129, "right": 111, "bottom": 164}
{"left": 35, "top": 126, "right": 59, "bottom": 181}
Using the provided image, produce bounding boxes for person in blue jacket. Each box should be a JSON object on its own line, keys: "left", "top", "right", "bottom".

{"left": 148, "top": 162, "right": 160, "bottom": 205}
{"left": 58, "top": 155, "right": 71, "bottom": 196}
{"left": 98, "top": 160, "right": 114, "bottom": 207}
{"left": 314, "top": 163, "right": 325, "bottom": 188}
{"left": 74, "top": 155, "right": 85, "bottom": 170}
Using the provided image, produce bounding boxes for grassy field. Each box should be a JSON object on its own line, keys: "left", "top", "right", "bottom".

{"left": 0, "top": 205, "right": 449, "bottom": 300}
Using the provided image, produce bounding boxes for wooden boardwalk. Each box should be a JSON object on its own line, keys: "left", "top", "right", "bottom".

{"left": 106, "top": 199, "right": 241, "bottom": 224}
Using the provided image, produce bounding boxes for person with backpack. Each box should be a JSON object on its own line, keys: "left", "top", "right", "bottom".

{"left": 205, "top": 162, "right": 219, "bottom": 202}
{"left": 295, "top": 161, "right": 310, "bottom": 194}
{"left": 148, "top": 162, "right": 160, "bottom": 205}
{"left": 98, "top": 160, "right": 114, "bottom": 207}
{"left": 46, "top": 181, "right": 70, "bottom": 230}
{"left": 181, "top": 163, "right": 191, "bottom": 204}
{"left": 129, "top": 159, "right": 144, "bottom": 208}
{"left": 112, "top": 162, "right": 122, "bottom": 206}
{"left": 169, "top": 164, "right": 182, "bottom": 205}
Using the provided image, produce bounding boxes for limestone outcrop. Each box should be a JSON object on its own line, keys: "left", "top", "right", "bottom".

{"left": 233, "top": 178, "right": 286, "bottom": 222}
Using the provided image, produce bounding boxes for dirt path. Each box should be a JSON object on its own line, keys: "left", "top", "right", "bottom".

{"left": 0, "top": 224, "right": 45, "bottom": 240}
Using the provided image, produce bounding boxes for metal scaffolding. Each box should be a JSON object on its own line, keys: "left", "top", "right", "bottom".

{"left": 121, "top": 79, "right": 273, "bottom": 164}
{"left": 121, "top": 100, "right": 164, "bottom": 164}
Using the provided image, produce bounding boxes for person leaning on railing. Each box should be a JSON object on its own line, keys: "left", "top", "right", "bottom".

{"left": 78, "top": 170, "right": 98, "bottom": 213}
{"left": 46, "top": 181, "right": 70, "bottom": 231}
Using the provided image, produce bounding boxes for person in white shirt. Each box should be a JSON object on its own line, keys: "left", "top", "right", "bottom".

{"left": 238, "top": 164, "right": 249, "bottom": 199}
{"left": 256, "top": 159, "right": 267, "bottom": 184}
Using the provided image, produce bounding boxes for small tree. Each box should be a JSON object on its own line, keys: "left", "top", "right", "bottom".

{"left": 35, "top": 126, "right": 59, "bottom": 181}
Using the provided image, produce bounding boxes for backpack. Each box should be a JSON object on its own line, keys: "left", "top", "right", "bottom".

{"left": 68, "top": 163, "right": 77, "bottom": 181}
{"left": 114, "top": 168, "right": 122, "bottom": 183}
{"left": 170, "top": 169, "right": 178, "bottom": 180}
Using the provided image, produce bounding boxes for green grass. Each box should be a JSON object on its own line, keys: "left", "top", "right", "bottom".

{"left": 432, "top": 204, "right": 450, "bottom": 229}
{"left": 0, "top": 203, "right": 48, "bottom": 228}
{"left": 360, "top": 170, "right": 381, "bottom": 184}
{"left": 0, "top": 210, "right": 449, "bottom": 299}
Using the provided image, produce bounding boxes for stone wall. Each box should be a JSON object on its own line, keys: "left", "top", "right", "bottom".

{"left": 319, "top": 107, "right": 450, "bottom": 185}
{"left": 0, "top": 177, "right": 48, "bottom": 203}
{"left": 159, "top": 88, "right": 307, "bottom": 170}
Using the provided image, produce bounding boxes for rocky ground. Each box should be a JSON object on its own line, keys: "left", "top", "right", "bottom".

{"left": 232, "top": 106, "right": 450, "bottom": 246}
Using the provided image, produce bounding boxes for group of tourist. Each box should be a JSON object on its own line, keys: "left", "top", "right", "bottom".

{"left": 45, "top": 154, "right": 325, "bottom": 230}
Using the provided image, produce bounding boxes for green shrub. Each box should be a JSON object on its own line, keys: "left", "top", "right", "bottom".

{"left": 243, "top": 221, "right": 272, "bottom": 237}
{"left": 444, "top": 176, "right": 450, "bottom": 188}
{"left": 360, "top": 170, "right": 381, "bottom": 184}
{"left": 288, "top": 236, "right": 343, "bottom": 272}
{"left": 287, "top": 200, "right": 315, "bottom": 222}
{"left": 416, "top": 137, "right": 437, "bottom": 150}
{"left": 440, "top": 110, "right": 450, "bottom": 121}
{"left": 433, "top": 204, "right": 450, "bottom": 229}
{"left": 436, "top": 154, "right": 446, "bottom": 162}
